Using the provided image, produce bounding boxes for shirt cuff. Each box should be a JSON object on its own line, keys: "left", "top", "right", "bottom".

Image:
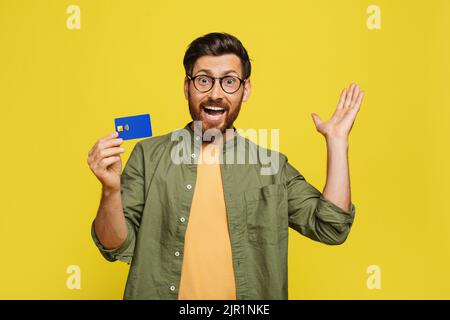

{"left": 316, "top": 194, "right": 356, "bottom": 225}
{"left": 91, "top": 220, "right": 134, "bottom": 263}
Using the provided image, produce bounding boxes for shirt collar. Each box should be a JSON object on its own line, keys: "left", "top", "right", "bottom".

{"left": 183, "top": 121, "right": 243, "bottom": 153}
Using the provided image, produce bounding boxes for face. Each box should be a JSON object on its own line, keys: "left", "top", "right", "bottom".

{"left": 184, "top": 54, "right": 251, "bottom": 133}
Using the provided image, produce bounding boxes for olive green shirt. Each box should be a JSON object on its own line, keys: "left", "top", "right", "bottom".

{"left": 91, "top": 122, "right": 356, "bottom": 300}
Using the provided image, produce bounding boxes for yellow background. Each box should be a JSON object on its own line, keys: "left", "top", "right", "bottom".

{"left": 0, "top": 0, "right": 449, "bottom": 299}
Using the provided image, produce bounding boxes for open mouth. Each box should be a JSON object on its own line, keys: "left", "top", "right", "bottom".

{"left": 203, "top": 106, "right": 226, "bottom": 116}
{"left": 201, "top": 106, "right": 227, "bottom": 122}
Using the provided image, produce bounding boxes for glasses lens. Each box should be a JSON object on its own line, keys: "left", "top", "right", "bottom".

{"left": 221, "top": 76, "right": 241, "bottom": 93}
{"left": 194, "top": 75, "right": 213, "bottom": 92}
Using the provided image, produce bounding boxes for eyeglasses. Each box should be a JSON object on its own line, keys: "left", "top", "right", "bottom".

{"left": 186, "top": 74, "right": 246, "bottom": 94}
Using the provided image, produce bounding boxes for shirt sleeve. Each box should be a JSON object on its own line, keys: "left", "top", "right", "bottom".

{"left": 91, "top": 141, "right": 145, "bottom": 263}
{"left": 283, "top": 160, "right": 356, "bottom": 245}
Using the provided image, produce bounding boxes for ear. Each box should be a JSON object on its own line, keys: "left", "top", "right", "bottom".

{"left": 242, "top": 78, "right": 252, "bottom": 102}
{"left": 184, "top": 76, "right": 189, "bottom": 100}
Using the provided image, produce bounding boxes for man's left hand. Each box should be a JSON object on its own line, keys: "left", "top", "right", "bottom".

{"left": 311, "top": 83, "right": 364, "bottom": 141}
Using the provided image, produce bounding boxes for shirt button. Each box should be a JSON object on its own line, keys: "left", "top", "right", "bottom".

{"left": 180, "top": 217, "right": 186, "bottom": 223}
{"left": 186, "top": 184, "right": 192, "bottom": 190}
{"left": 170, "top": 285, "right": 176, "bottom": 291}
{"left": 191, "top": 153, "right": 196, "bottom": 159}
{"left": 195, "top": 136, "right": 201, "bottom": 141}
{"left": 174, "top": 251, "right": 180, "bottom": 257}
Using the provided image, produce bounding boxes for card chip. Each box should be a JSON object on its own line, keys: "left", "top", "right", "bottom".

{"left": 117, "top": 125, "right": 123, "bottom": 132}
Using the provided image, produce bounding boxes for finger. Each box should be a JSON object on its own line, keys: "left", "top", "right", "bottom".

{"left": 98, "top": 156, "right": 121, "bottom": 170}
{"left": 98, "top": 131, "right": 119, "bottom": 144}
{"left": 96, "top": 147, "right": 125, "bottom": 161}
{"left": 337, "top": 88, "right": 347, "bottom": 109}
{"left": 89, "top": 132, "right": 118, "bottom": 156}
{"left": 351, "top": 91, "right": 364, "bottom": 111}
{"left": 311, "top": 113, "right": 323, "bottom": 127}
{"left": 98, "top": 138, "right": 124, "bottom": 150}
{"left": 351, "top": 84, "right": 360, "bottom": 107}
{"left": 344, "top": 83, "right": 356, "bottom": 108}
{"left": 91, "top": 138, "right": 123, "bottom": 158}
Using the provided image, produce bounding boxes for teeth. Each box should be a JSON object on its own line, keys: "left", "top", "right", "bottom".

{"left": 204, "top": 106, "right": 225, "bottom": 111}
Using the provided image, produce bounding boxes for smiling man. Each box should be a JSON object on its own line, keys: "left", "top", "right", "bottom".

{"left": 185, "top": 53, "right": 250, "bottom": 134}
{"left": 87, "top": 32, "right": 364, "bottom": 300}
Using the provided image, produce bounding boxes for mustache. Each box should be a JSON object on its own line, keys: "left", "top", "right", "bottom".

{"left": 199, "top": 100, "right": 230, "bottom": 111}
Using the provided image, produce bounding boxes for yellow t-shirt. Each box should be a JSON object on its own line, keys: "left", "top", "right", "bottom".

{"left": 178, "top": 144, "right": 237, "bottom": 300}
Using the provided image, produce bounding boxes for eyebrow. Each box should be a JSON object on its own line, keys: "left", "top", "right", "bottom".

{"left": 194, "top": 69, "right": 241, "bottom": 77}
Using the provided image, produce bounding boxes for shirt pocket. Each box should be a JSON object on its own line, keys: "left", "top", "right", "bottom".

{"left": 244, "top": 183, "right": 288, "bottom": 246}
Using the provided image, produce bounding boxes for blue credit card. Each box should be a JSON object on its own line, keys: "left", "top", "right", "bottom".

{"left": 114, "top": 114, "right": 152, "bottom": 140}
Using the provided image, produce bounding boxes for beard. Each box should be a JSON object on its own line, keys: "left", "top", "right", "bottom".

{"left": 188, "top": 92, "right": 243, "bottom": 134}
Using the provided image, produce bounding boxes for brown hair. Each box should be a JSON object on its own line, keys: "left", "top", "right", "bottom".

{"left": 183, "top": 32, "right": 251, "bottom": 79}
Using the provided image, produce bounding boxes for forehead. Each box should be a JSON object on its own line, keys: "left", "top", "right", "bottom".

{"left": 192, "top": 54, "right": 242, "bottom": 76}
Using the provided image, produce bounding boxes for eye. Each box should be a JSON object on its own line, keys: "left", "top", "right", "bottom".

{"left": 197, "top": 76, "right": 211, "bottom": 86}
{"left": 223, "top": 77, "right": 237, "bottom": 86}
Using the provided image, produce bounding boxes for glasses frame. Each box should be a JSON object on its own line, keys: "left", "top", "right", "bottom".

{"left": 186, "top": 74, "right": 246, "bottom": 94}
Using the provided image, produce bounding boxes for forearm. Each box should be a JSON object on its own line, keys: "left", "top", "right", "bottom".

{"left": 322, "top": 137, "right": 352, "bottom": 212}
{"left": 94, "top": 187, "right": 128, "bottom": 249}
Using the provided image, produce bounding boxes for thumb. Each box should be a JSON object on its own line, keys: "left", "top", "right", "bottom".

{"left": 311, "top": 113, "right": 323, "bottom": 127}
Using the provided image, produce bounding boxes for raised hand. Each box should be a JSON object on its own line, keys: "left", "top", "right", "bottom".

{"left": 311, "top": 83, "right": 364, "bottom": 140}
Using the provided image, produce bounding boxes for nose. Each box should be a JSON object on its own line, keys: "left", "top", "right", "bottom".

{"left": 208, "top": 79, "right": 224, "bottom": 100}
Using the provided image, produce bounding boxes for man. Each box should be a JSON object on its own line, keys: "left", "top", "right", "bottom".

{"left": 87, "top": 32, "right": 364, "bottom": 300}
